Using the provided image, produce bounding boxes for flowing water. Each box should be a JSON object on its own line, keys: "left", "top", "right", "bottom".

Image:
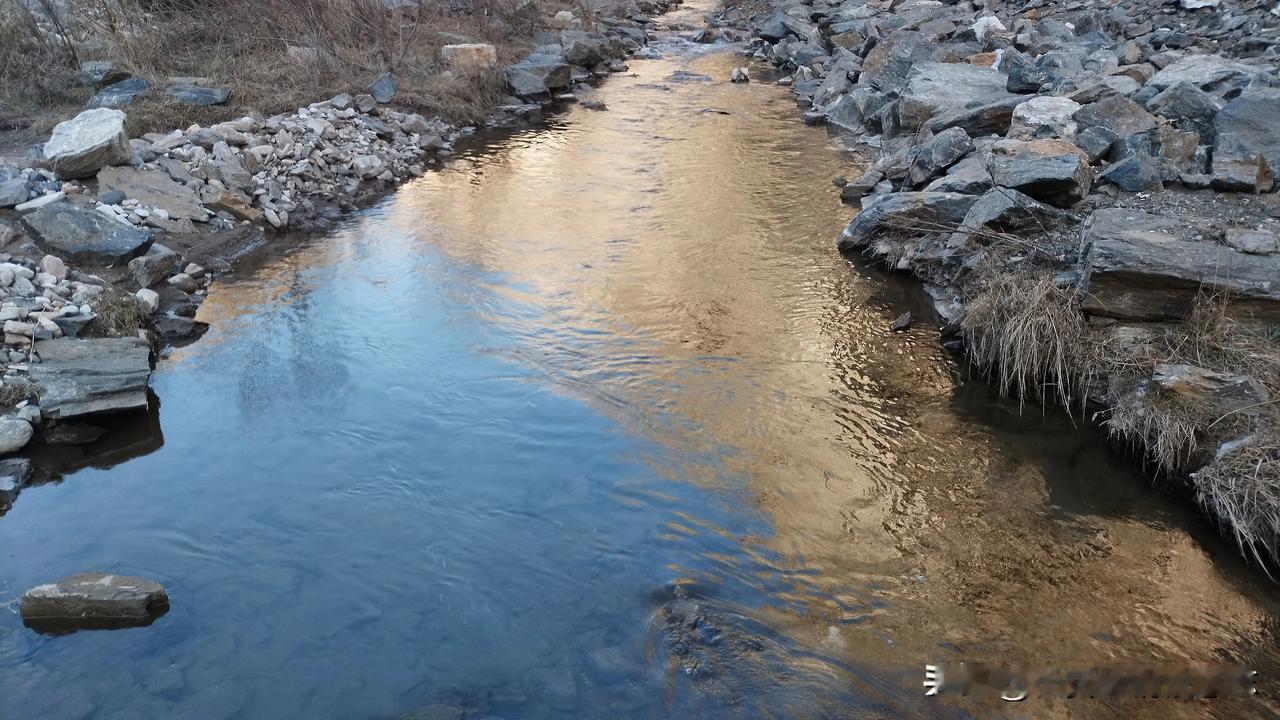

{"left": 4, "top": 7, "right": 1280, "bottom": 719}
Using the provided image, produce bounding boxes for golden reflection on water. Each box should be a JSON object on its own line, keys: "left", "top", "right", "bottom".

{"left": 185, "top": 35, "right": 1280, "bottom": 719}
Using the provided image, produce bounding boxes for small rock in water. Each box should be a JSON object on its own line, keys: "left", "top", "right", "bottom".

{"left": 890, "top": 312, "right": 912, "bottom": 332}
{"left": 730, "top": 67, "right": 750, "bottom": 83}
{"left": 580, "top": 99, "right": 608, "bottom": 111}
{"left": 20, "top": 573, "right": 169, "bottom": 633}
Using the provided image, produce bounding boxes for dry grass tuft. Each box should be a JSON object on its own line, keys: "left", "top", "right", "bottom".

{"left": 1195, "top": 437, "right": 1280, "bottom": 568}
{"left": 961, "top": 271, "right": 1094, "bottom": 413}
{"left": 87, "top": 287, "right": 148, "bottom": 337}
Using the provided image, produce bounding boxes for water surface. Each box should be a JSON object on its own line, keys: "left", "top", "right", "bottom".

{"left": 3, "top": 9, "right": 1280, "bottom": 719}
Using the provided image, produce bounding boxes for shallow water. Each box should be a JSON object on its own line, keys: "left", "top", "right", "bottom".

{"left": 4, "top": 8, "right": 1280, "bottom": 720}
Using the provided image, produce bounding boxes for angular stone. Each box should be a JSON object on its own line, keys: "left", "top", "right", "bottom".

{"left": 924, "top": 95, "right": 1025, "bottom": 137}
{"left": 1079, "top": 208, "right": 1280, "bottom": 322}
{"left": 0, "top": 178, "right": 29, "bottom": 208}
{"left": 28, "top": 337, "right": 154, "bottom": 420}
{"left": 1146, "top": 82, "right": 1223, "bottom": 139}
{"left": 898, "top": 62, "right": 1015, "bottom": 131}
{"left": 504, "top": 55, "right": 572, "bottom": 96}
{"left": 1147, "top": 54, "right": 1272, "bottom": 93}
{"left": 924, "top": 156, "right": 993, "bottom": 194}
{"left": 1211, "top": 155, "right": 1274, "bottom": 193}
{"left": 1074, "top": 125, "right": 1118, "bottom": 163}
{"left": 128, "top": 247, "right": 181, "bottom": 288}
{"left": 1223, "top": 228, "right": 1279, "bottom": 255}
{"left": 78, "top": 60, "right": 129, "bottom": 88}
{"left": 949, "top": 187, "right": 1068, "bottom": 243}
{"left": 989, "top": 139, "right": 1092, "bottom": 207}
{"left": 166, "top": 84, "right": 231, "bottom": 106}
{"left": 1152, "top": 364, "right": 1269, "bottom": 411}
{"left": 369, "top": 71, "right": 395, "bottom": 103}
{"left": 1214, "top": 88, "right": 1280, "bottom": 177}
{"left": 838, "top": 192, "right": 979, "bottom": 251}
{"left": 858, "top": 31, "right": 934, "bottom": 95}
{"left": 88, "top": 77, "right": 148, "bottom": 109}
{"left": 1098, "top": 154, "right": 1164, "bottom": 191}
{"left": 20, "top": 573, "right": 169, "bottom": 632}
{"left": 440, "top": 43, "right": 498, "bottom": 71}
{"left": 907, "top": 127, "right": 973, "bottom": 186}
{"left": 1009, "top": 96, "right": 1081, "bottom": 140}
{"left": 1072, "top": 96, "right": 1158, "bottom": 140}
{"left": 96, "top": 166, "right": 208, "bottom": 221}
{"left": 43, "top": 108, "right": 130, "bottom": 180}
{"left": 22, "top": 202, "right": 152, "bottom": 265}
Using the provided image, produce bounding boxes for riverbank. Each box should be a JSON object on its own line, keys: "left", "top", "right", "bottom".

{"left": 0, "top": 0, "right": 680, "bottom": 497}
{"left": 710, "top": 0, "right": 1280, "bottom": 564}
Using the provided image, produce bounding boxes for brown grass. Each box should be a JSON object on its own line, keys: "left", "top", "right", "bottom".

{"left": 2, "top": 0, "right": 574, "bottom": 136}
{"left": 957, "top": 271, "right": 1280, "bottom": 563}
{"left": 961, "top": 271, "right": 1095, "bottom": 414}
{"left": 87, "top": 287, "right": 148, "bottom": 337}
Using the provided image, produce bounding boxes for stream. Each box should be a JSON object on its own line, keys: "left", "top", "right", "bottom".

{"left": 3, "top": 6, "right": 1280, "bottom": 719}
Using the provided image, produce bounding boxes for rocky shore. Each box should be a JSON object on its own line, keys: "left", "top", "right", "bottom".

{"left": 0, "top": 0, "right": 680, "bottom": 520}
{"left": 715, "top": 0, "right": 1280, "bottom": 561}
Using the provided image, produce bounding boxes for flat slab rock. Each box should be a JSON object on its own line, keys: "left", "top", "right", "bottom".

{"left": 28, "top": 337, "right": 154, "bottom": 420}
{"left": 21, "top": 201, "right": 152, "bottom": 265}
{"left": 97, "top": 165, "right": 209, "bottom": 221}
{"left": 1079, "top": 208, "right": 1280, "bottom": 323}
{"left": 20, "top": 573, "right": 169, "bottom": 632}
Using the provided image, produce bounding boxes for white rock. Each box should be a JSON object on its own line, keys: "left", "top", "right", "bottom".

{"left": 135, "top": 288, "right": 159, "bottom": 313}
{"left": 40, "top": 255, "right": 66, "bottom": 280}
{"left": 42, "top": 108, "right": 130, "bottom": 179}
{"left": 1008, "top": 96, "right": 1082, "bottom": 140}
{"left": 14, "top": 192, "right": 65, "bottom": 213}
{"left": 971, "top": 16, "right": 1007, "bottom": 42}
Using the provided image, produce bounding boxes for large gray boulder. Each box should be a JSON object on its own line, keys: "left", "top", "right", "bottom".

{"left": 42, "top": 108, "right": 130, "bottom": 179}
{"left": 28, "top": 337, "right": 154, "bottom": 420}
{"left": 21, "top": 202, "right": 152, "bottom": 265}
{"left": 838, "top": 192, "right": 979, "bottom": 251}
{"left": 1078, "top": 208, "right": 1280, "bottom": 323}
{"left": 898, "top": 62, "right": 1015, "bottom": 131}
{"left": 989, "top": 139, "right": 1092, "bottom": 207}
{"left": 1146, "top": 82, "right": 1224, "bottom": 140}
{"left": 20, "top": 573, "right": 169, "bottom": 631}
{"left": 1072, "top": 96, "right": 1158, "bottom": 140}
{"left": 857, "top": 31, "right": 933, "bottom": 95}
{"left": 504, "top": 48, "right": 572, "bottom": 96}
{"left": 1214, "top": 88, "right": 1280, "bottom": 177}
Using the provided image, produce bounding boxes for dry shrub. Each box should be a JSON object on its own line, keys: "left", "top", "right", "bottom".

{"left": 1195, "top": 437, "right": 1280, "bottom": 567}
{"left": 961, "top": 271, "right": 1094, "bottom": 413}
{"left": 0, "top": 0, "right": 87, "bottom": 116}
{"left": 88, "top": 287, "right": 148, "bottom": 337}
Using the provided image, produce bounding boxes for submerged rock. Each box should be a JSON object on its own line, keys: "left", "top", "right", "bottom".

{"left": 20, "top": 573, "right": 169, "bottom": 632}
